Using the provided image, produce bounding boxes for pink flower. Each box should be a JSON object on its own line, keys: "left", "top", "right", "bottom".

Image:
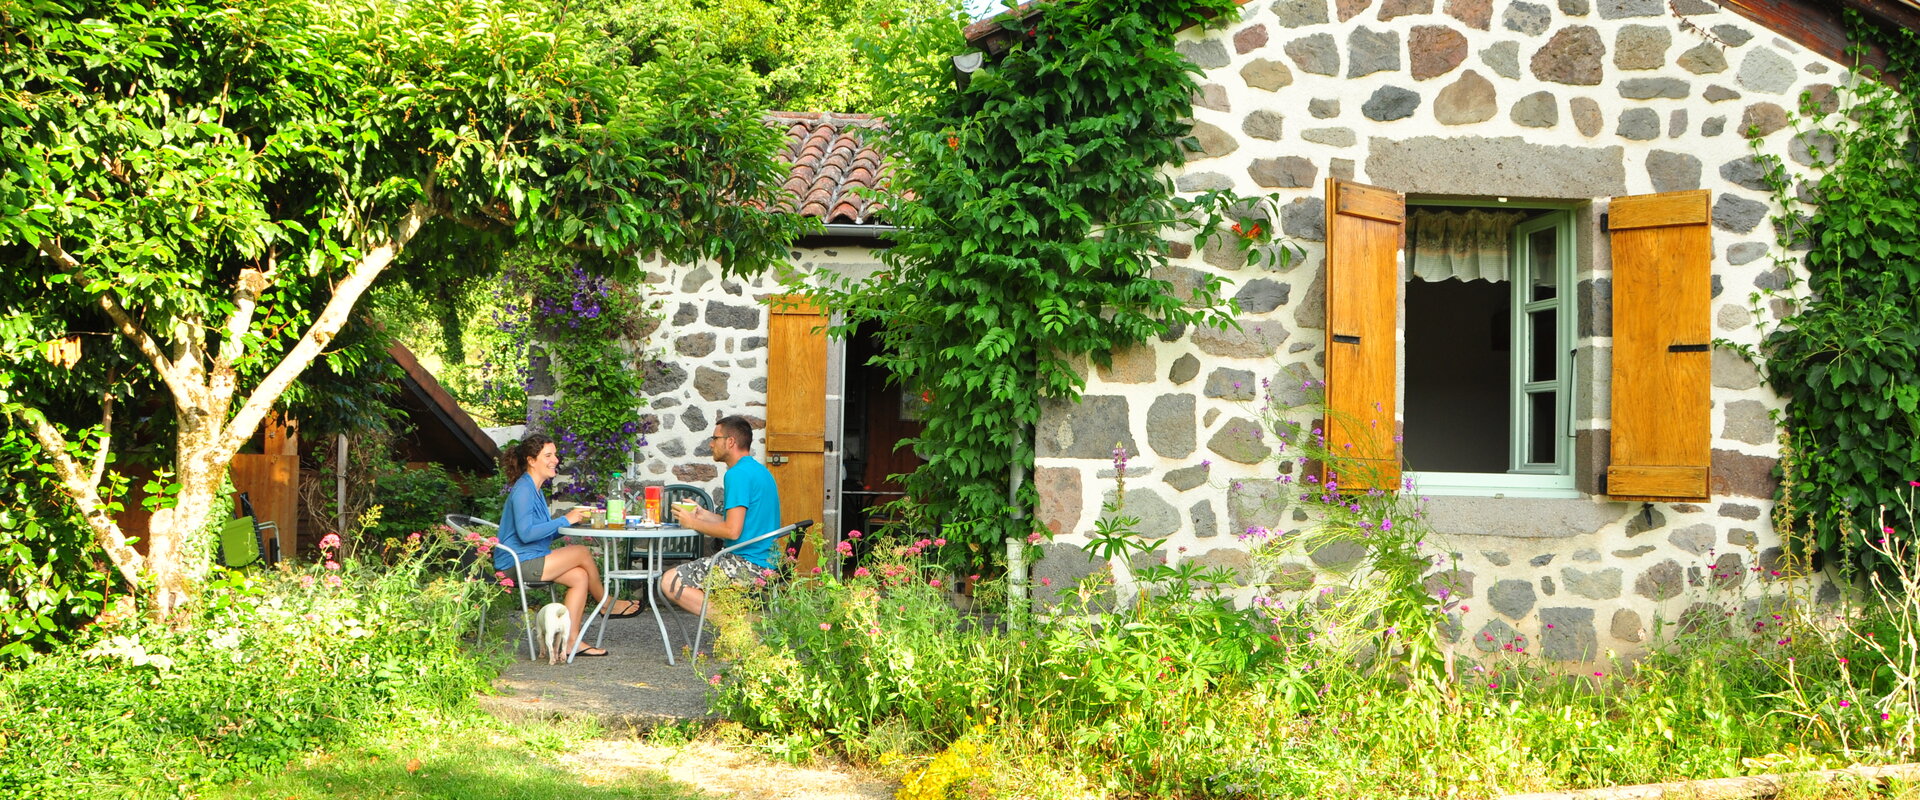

{"left": 708, "top": 674, "right": 722, "bottom": 686}
{"left": 854, "top": 567, "right": 871, "bottom": 578}
{"left": 1039, "top": 577, "right": 1052, "bottom": 587}
{"left": 848, "top": 530, "right": 863, "bottom": 539}
{"left": 867, "top": 627, "right": 880, "bottom": 636}
{"left": 324, "top": 575, "right": 342, "bottom": 588}
{"left": 1026, "top": 531, "right": 1043, "bottom": 544}
{"left": 761, "top": 569, "right": 776, "bottom": 579}
{"left": 408, "top": 532, "right": 422, "bottom": 542}
{"left": 298, "top": 575, "right": 315, "bottom": 589}
{"left": 837, "top": 541, "right": 854, "bottom": 556}
{"left": 319, "top": 533, "right": 341, "bottom": 551}
{"left": 929, "top": 578, "right": 942, "bottom": 588}
{"left": 500, "top": 577, "right": 515, "bottom": 588}
{"left": 934, "top": 538, "right": 947, "bottom": 547}
{"left": 325, "top": 560, "right": 340, "bottom": 571}
{"left": 819, "top": 623, "right": 832, "bottom": 631}
{"left": 1841, "top": 700, "right": 1851, "bottom": 708}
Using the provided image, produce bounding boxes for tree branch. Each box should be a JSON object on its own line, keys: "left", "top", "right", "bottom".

{"left": 221, "top": 200, "right": 437, "bottom": 457}
{"left": 34, "top": 238, "right": 196, "bottom": 402}
{"left": 18, "top": 406, "right": 145, "bottom": 588}
{"left": 208, "top": 266, "right": 271, "bottom": 419}
{"left": 90, "top": 367, "right": 117, "bottom": 489}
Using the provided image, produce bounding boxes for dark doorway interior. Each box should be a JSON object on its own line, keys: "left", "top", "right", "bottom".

{"left": 840, "top": 323, "right": 923, "bottom": 543}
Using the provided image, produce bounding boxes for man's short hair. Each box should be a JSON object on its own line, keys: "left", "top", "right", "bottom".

{"left": 717, "top": 415, "right": 754, "bottom": 450}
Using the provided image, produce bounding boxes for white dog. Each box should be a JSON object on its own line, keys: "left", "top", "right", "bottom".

{"left": 537, "top": 602, "right": 573, "bottom": 665}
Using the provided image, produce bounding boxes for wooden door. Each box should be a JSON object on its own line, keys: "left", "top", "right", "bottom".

{"left": 229, "top": 415, "right": 299, "bottom": 558}
{"left": 1607, "top": 190, "right": 1712, "bottom": 501}
{"left": 766, "top": 295, "right": 828, "bottom": 573}
{"left": 1323, "top": 178, "right": 1405, "bottom": 491}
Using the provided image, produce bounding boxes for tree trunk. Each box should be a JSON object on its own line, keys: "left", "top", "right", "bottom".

{"left": 32, "top": 200, "right": 433, "bottom": 619}
{"left": 146, "top": 430, "right": 225, "bottom": 618}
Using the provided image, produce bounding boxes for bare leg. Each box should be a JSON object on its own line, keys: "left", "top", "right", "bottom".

{"left": 549, "top": 565, "right": 597, "bottom": 653}
{"left": 541, "top": 544, "right": 639, "bottom": 615}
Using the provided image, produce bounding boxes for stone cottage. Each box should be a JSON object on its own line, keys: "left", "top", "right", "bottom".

{"left": 587, "top": 1, "right": 1919, "bottom": 664}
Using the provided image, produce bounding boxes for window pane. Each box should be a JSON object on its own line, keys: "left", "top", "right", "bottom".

{"left": 1529, "top": 390, "right": 1556, "bottom": 464}
{"left": 1529, "top": 309, "right": 1557, "bottom": 381}
{"left": 1529, "top": 227, "right": 1557, "bottom": 301}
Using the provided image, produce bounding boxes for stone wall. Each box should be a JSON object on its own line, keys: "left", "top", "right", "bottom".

{"left": 1030, "top": 0, "right": 1841, "bottom": 663}
{"left": 529, "top": 244, "right": 886, "bottom": 504}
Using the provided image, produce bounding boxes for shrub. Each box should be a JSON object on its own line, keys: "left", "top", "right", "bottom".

{"left": 0, "top": 424, "right": 110, "bottom": 661}
{"left": 0, "top": 524, "right": 493, "bottom": 798}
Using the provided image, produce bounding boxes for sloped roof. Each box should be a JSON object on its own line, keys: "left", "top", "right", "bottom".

{"left": 386, "top": 341, "right": 499, "bottom": 474}
{"left": 770, "top": 112, "right": 890, "bottom": 226}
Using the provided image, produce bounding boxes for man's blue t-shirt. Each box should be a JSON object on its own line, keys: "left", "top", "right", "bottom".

{"left": 724, "top": 456, "right": 784, "bottom": 568}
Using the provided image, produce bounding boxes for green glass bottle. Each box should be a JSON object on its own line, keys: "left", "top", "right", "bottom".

{"left": 604, "top": 471, "right": 624, "bottom": 528}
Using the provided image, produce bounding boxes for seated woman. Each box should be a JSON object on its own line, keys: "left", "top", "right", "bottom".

{"left": 497, "top": 433, "right": 642, "bottom": 658}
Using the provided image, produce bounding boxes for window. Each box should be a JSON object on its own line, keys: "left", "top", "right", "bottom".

{"left": 1401, "top": 203, "right": 1576, "bottom": 497}
{"left": 1323, "top": 180, "right": 1712, "bottom": 503}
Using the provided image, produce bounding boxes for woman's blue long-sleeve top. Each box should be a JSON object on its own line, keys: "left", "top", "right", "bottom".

{"left": 495, "top": 473, "right": 568, "bottom": 572}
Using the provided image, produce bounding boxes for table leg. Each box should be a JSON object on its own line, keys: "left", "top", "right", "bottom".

{"left": 648, "top": 538, "right": 676, "bottom": 666}
{"left": 569, "top": 539, "right": 615, "bottom": 664}
{"left": 591, "top": 538, "right": 618, "bottom": 652}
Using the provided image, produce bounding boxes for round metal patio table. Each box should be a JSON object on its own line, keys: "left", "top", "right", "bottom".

{"left": 557, "top": 523, "right": 691, "bottom": 665}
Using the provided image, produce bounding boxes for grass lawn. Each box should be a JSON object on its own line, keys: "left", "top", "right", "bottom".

{"left": 207, "top": 712, "right": 713, "bottom": 800}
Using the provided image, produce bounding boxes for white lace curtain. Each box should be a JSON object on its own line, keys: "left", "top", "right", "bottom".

{"left": 1407, "top": 209, "right": 1529, "bottom": 283}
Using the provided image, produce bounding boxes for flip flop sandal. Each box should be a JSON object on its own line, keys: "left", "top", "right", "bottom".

{"left": 571, "top": 647, "right": 610, "bottom": 658}
{"left": 608, "top": 601, "right": 643, "bottom": 618}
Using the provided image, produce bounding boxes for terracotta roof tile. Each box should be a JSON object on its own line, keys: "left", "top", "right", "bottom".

{"left": 766, "top": 111, "right": 891, "bottom": 226}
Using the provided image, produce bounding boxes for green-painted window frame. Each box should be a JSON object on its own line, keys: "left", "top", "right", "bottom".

{"left": 1404, "top": 200, "right": 1578, "bottom": 498}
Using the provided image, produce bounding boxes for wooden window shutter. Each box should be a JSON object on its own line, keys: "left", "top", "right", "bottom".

{"left": 1323, "top": 178, "right": 1404, "bottom": 491}
{"left": 1606, "top": 190, "right": 1712, "bottom": 501}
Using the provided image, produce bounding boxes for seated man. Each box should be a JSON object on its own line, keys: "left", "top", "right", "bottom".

{"left": 663, "top": 414, "right": 784, "bottom": 614}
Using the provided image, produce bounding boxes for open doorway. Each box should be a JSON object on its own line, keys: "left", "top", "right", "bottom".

{"left": 838, "top": 322, "right": 923, "bottom": 550}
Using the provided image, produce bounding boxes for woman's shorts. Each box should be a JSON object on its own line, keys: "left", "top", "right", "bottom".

{"left": 675, "top": 553, "right": 766, "bottom": 591}
{"left": 510, "top": 555, "right": 547, "bottom": 582}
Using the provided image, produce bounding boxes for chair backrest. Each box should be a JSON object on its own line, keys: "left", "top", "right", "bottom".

{"left": 656, "top": 485, "right": 714, "bottom": 560}
{"left": 218, "top": 517, "right": 263, "bottom": 569}
{"left": 713, "top": 519, "right": 814, "bottom": 573}
{"left": 663, "top": 484, "right": 715, "bottom": 511}
{"left": 445, "top": 514, "right": 550, "bottom": 586}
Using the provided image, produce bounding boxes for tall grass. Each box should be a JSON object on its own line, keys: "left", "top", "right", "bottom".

{"left": 0, "top": 524, "right": 497, "bottom": 798}
{"left": 709, "top": 492, "right": 1920, "bottom": 799}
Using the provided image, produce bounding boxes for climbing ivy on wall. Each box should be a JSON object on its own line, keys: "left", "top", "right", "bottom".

{"left": 805, "top": 0, "right": 1287, "bottom": 565}
{"left": 1751, "top": 12, "right": 1920, "bottom": 578}
{"left": 504, "top": 254, "right": 660, "bottom": 499}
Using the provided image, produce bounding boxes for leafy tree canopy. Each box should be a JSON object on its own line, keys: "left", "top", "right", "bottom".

{"left": 561, "top": 0, "right": 958, "bottom": 113}
{"left": 0, "top": 0, "right": 803, "bottom": 616}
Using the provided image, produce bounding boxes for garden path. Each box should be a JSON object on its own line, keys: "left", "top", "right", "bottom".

{"left": 475, "top": 602, "right": 898, "bottom": 799}
{"left": 477, "top": 602, "right": 714, "bottom": 730}
{"left": 558, "top": 739, "right": 894, "bottom": 800}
